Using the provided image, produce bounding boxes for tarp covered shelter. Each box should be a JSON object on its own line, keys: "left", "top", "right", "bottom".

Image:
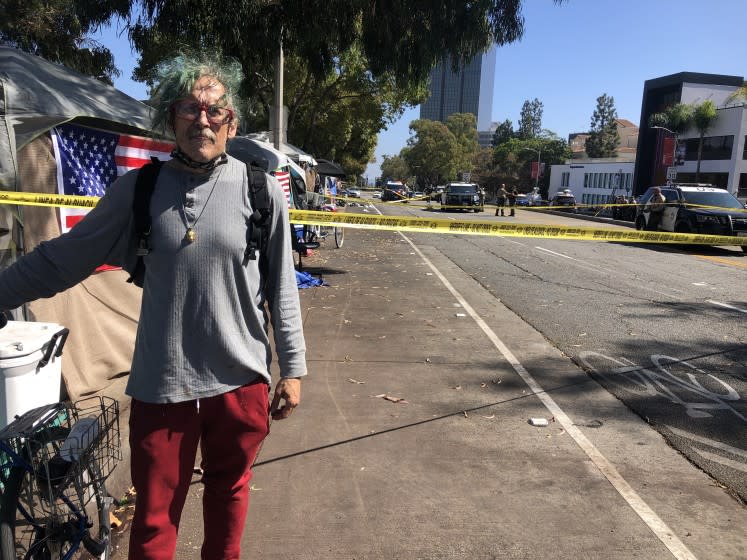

{"left": 0, "top": 46, "right": 167, "bottom": 400}
{"left": 315, "top": 158, "right": 346, "bottom": 178}
{"left": 244, "top": 131, "right": 318, "bottom": 166}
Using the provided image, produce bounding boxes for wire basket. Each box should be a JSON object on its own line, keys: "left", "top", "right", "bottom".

{"left": 303, "top": 191, "right": 326, "bottom": 209}
{"left": 1, "top": 396, "right": 121, "bottom": 516}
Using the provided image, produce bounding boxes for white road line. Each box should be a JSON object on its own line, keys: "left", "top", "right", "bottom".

{"left": 707, "top": 300, "right": 747, "bottom": 314}
{"left": 400, "top": 232, "right": 697, "bottom": 560}
{"left": 666, "top": 425, "right": 747, "bottom": 459}
{"left": 694, "top": 449, "right": 747, "bottom": 473}
{"left": 535, "top": 246, "right": 578, "bottom": 260}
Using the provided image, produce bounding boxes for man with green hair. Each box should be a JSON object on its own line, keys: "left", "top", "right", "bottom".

{"left": 0, "top": 53, "right": 307, "bottom": 559}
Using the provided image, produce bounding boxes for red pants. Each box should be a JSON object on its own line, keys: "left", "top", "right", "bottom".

{"left": 128, "top": 382, "right": 270, "bottom": 560}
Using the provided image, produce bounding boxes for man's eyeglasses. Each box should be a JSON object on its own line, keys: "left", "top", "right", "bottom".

{"left": 171, "top": 100, "right": 234, "bottom": 124}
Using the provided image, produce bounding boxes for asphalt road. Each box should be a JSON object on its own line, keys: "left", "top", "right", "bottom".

{"left": 383, "top": 200, "right": 747, "bottom": 504}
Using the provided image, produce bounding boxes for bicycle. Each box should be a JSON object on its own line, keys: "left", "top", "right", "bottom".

{"left": 307, "top": 203, "right": 345, "bottom": 249}
{"left": 0, "top": 396, "right": 121, "bottom": 559}
{"left": 293, "top": 195, "right": 345, "bottom": 270}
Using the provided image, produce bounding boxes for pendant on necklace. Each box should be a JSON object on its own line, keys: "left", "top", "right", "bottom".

{"left": 185, "top": 228, "right": 196, "bottom": 243}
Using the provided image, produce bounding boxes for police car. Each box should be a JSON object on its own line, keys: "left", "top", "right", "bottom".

{"left": 635, "top": 184, "right": 747, "bottom": 251}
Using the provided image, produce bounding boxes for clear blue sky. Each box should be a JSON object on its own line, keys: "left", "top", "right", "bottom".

{"left": 95, "top": 1, "right": 746, "bottom": 184}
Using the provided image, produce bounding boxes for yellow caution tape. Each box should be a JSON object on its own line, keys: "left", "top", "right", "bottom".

{"left": 288, "top": 209, "right": 747, "bottom": 246}
{"left": 1, "top": 190, "right": 744, "bottom": 247}
{"left": 0, "top": 191, "right": 98, "bottom": 208}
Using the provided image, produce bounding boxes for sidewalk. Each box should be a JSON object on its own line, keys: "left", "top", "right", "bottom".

{"left": 113, "top": 220, "right": 747, "bottom": 559}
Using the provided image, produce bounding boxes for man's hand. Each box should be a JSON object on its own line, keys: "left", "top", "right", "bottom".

{"left": 270, "top": 377, "right": 302, "bottom": 420}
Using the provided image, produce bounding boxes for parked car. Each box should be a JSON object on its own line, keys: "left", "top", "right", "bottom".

{"left": 515, "top": 194, "right": 531, "bottom": 207}
{"left": 346, "top": 188, "right": 362, "bottom": 198}
{"left": 635, "top": 184, "right": 747, "bottom": 251}
{"left": 440, "top": 182, "right": 484, "bottom": 212}
{"left": 372, "top": 191, "right": 382, "bottom": 199}
{"left": 549, "top": 189, "right": 577, "bottom": 212}
{"left": 381, "top": 181, "right": 408, "bottom": 202}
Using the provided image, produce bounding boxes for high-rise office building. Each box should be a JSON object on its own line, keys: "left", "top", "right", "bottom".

{"left": 420, "top": 46, "right": 496, "bottom": 137}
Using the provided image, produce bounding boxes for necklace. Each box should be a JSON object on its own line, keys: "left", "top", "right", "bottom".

{"left": 182, "top": 167, "right": 223, "bottom": 243}
{"left": 171, "top": 148, "right": 228, "bottom": 171}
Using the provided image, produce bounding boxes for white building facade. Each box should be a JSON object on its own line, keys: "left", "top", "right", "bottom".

{"left": 667, "top": 102, "right": 747, "bottom": 196}
{"left": 634, "top": 72, "right": 747, "bottom": 196}
{"left": 549, "top": 159, "right": 636, "bottom": 205}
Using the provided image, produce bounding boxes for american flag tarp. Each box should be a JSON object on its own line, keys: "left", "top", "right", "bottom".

{"left": 273, "top": 170, "right": 292, "bottom": 208}
{"left": 51, "top": 123, "right": 174, "bottom": 233}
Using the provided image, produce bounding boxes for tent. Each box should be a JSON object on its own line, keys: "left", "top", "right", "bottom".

{"left": 315, "top": 158, "right": 346, "bottom": 178}
{"left": 227, "top": 136, "right": 291, "bottom": 174}
{"left": 227, "top": 136, "right": 321, "bottom": 210}
{"left": 243, "top": 131, "right": 318, "bottom": 165}
{"left": 0, "top": 47, "right": 169, "bottom": 400}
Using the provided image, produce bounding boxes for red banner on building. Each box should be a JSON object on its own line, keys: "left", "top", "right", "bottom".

{"left": 661, "top": 137, "right": 675, "bottom": 167}
{"left": 531, "top": 161, "right": 545, "bottom": 179}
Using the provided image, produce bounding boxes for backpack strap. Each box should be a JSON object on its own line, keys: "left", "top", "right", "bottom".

{"left": 127, "top": 157, "right": 163, "bottom": 287}
{"left": 245, "top": 164, "right": 271, "bottom": 270}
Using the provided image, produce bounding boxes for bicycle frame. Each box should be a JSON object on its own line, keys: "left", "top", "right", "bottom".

{"left": 0, "top": 398, "right": 120, "bottom": 559}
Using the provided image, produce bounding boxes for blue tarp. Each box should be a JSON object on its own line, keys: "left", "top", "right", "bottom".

{"left": 296, "top": 270, "right": 327, "bottom": 289}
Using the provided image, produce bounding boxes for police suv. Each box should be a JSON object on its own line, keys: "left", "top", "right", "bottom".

{"left": 635, "top": 184, "right": 747, "bottom": 251}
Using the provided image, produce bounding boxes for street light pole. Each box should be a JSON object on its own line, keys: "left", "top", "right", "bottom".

{"left": 651, "top": 125, "right": 677, "bottom": 185}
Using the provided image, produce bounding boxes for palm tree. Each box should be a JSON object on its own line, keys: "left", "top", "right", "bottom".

{"left": 692, "top": 100, "right": 718, "bottom": 182}
{"left": 665, "top": 103, "right": 695, "bottom": 134}
{"left": 648, "top": 103, "right": 693, "bottom": 177}
{"left": 726, "top": 82, "right": 747, "bottom": 104}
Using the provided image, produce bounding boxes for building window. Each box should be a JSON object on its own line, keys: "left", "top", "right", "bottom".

{"left": 683, "top": 135, "right": 734, "bottom": 161}
{"left": 739, "top": 173, "right": 747, "bottom": 197}
{"left": 743, "top": 136, "right": 747, "bottom": 160}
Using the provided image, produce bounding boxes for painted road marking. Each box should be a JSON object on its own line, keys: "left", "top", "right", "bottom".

{"left": 535, "top": 246, "right": 577, "bottom": 260}
{"left": 696, "top": 255, "right": 747, "bottom": 269}
{"left": 381, "top": 225, "right": 698, "bottom": 558}
{"left": 707, "top": 300, "right": 747, "bottom": 314}
{"left": 666, "top": 426, "right": 747, "bottom": 473}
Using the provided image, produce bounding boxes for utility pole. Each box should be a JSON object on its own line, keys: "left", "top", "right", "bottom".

{"left": 523, "top": 147, "right": 542, "bottom": 192}
{"left": 273, "top": 32, "right": 284, "bottom": 151}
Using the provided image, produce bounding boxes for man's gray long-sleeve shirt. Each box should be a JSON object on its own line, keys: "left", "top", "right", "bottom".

{"left": 0, "top": 156, "right": 307, "bottom": 403}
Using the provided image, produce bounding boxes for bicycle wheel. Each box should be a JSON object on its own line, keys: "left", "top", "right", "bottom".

{"left": 0, "top": 427, "right": 111, "bottom": 560}
{"left": 334, "top": 226, "right": 344, "bottom": 248}
{"left": 1, "top": 425, "right": 67, "bottom": 560}
{"left": 318, "top": 225, "right": 333, "bottom": 240}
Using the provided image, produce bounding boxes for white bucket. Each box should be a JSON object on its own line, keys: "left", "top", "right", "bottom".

{"left": 0, "top": 321, "right": 68, "bottom": 429}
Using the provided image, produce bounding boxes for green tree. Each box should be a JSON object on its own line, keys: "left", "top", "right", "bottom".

{"left": 493, "top": 136, "right": 570, "bottom": 198}
{"left": 648, "top": 103, "right": 694, "bottom": 135}
{"left": 0, "top": 0, "right": 129, "bottom": 83}
{"left": 471, "top": 147, "right": 502, "bottom": 198}
{"left": 517, "top": 98, "right": 543, "bottom": 139}
{"left": 692, "top": 100, "right": 718, "bottom": 182}
{"left": 129, "top": 1, "right": 550, "bottom": 90}
{"left": 272, "top": 48, "right": 426, "bottom": 177}
{"left": 585, "top": 93, "right": 619, "bottom": 158}
{"left": 726, "top": 82, "right": 747, "bottom": 104}
{"left": 445, "top": 112, "right": 479, "bottom": 177}
{"left": 402, "top": 119, "right": 459, "bottom": 186}
{"left": 380, "top": 154, "right": 410, "bottom": 183}
{"left": 491, "top": 119, "right": 514, "bottom": 147}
